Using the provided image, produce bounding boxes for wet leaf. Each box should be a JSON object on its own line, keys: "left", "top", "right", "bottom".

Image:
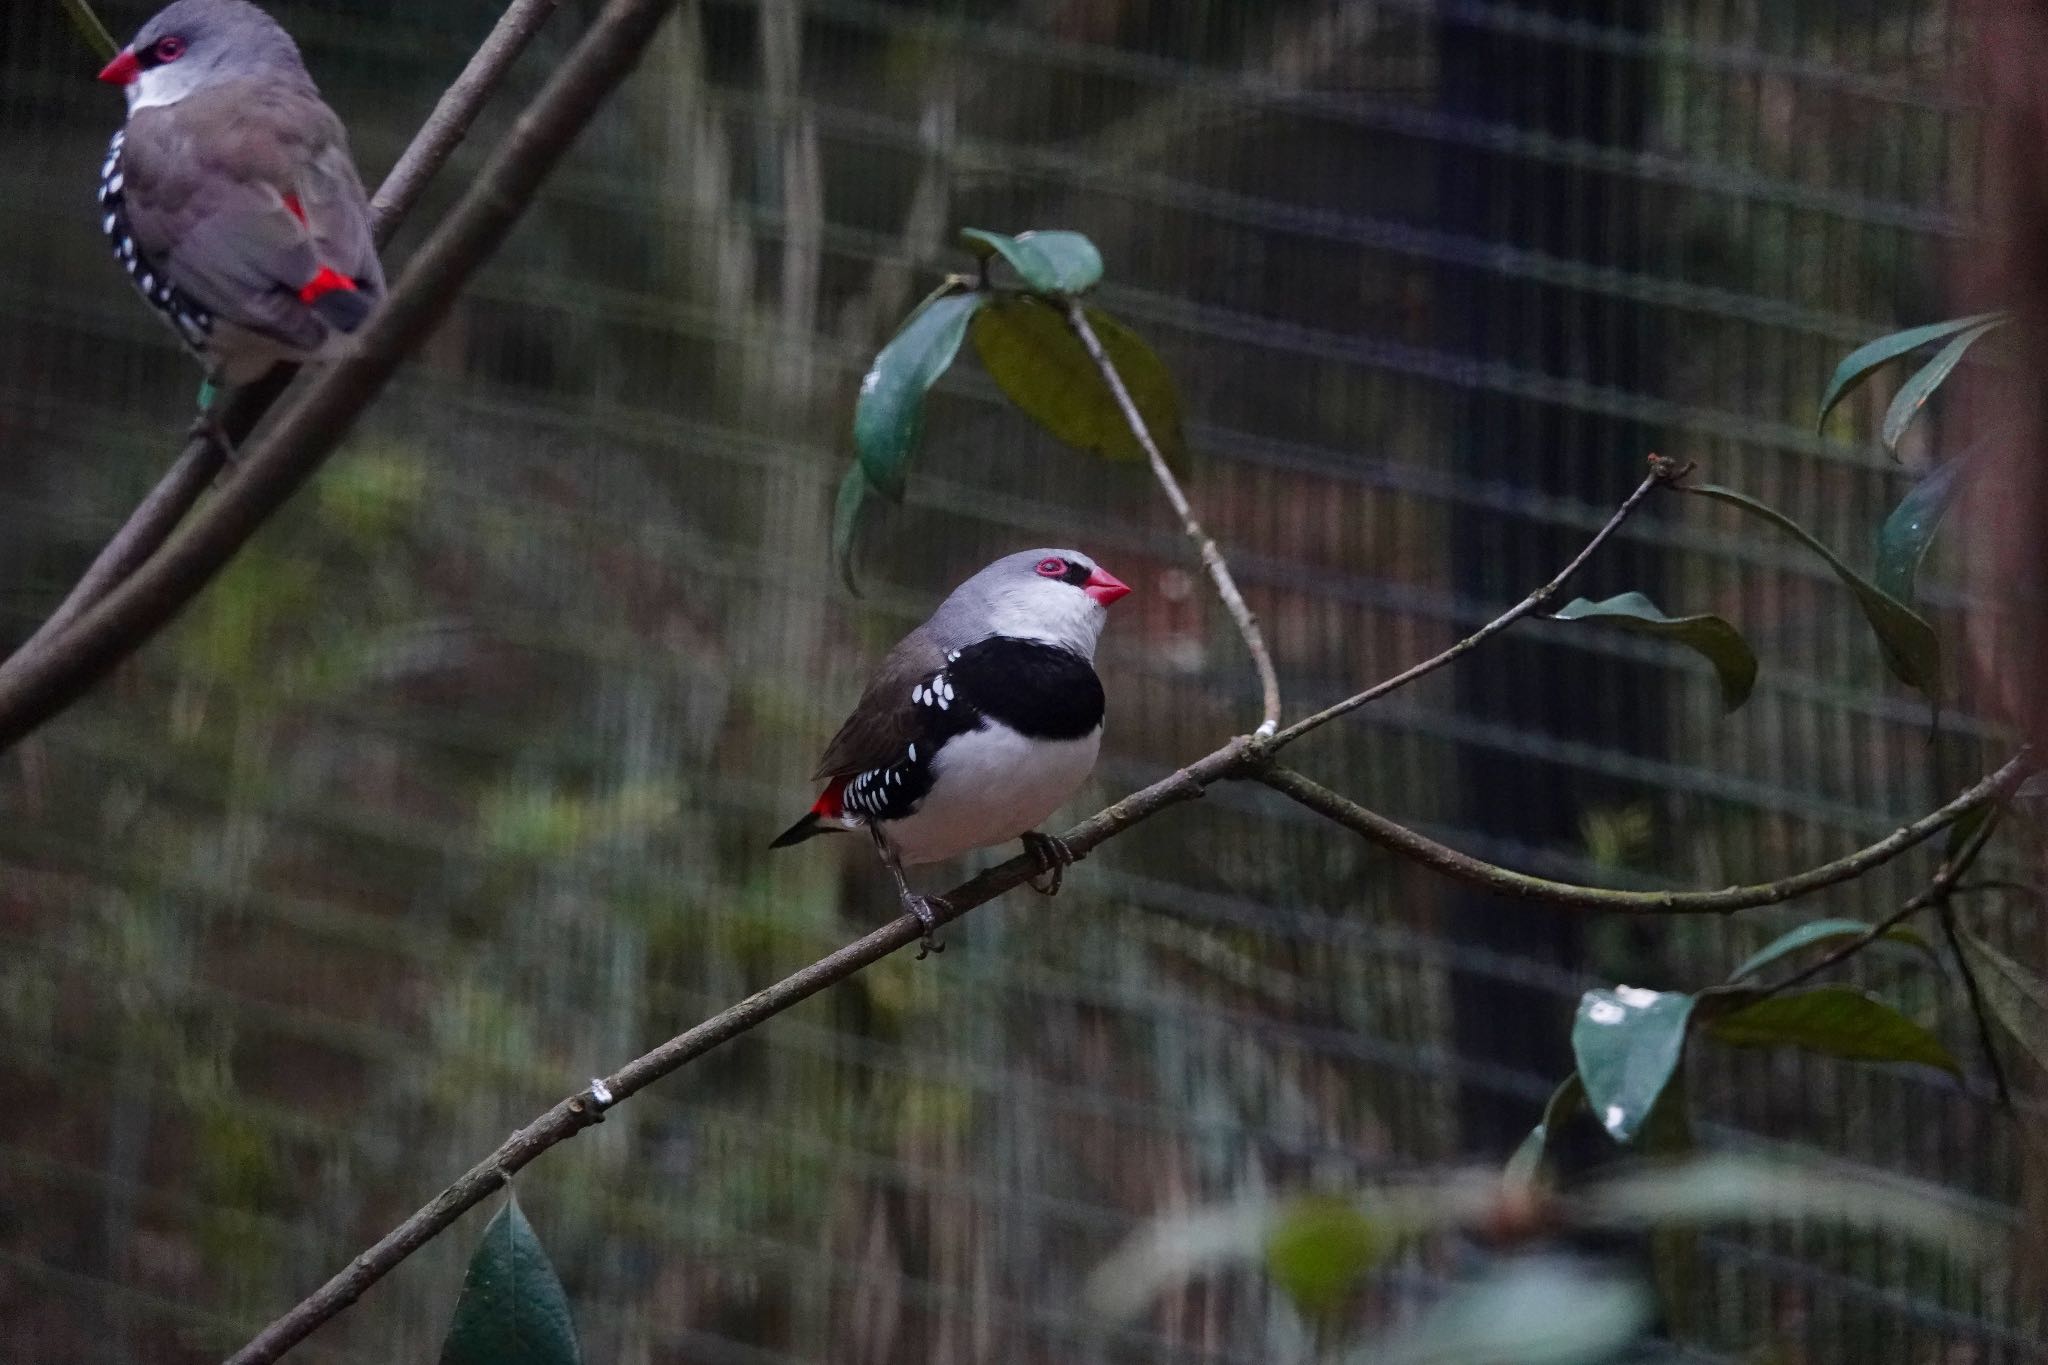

{"left": 1875, "top": 457, "right": 1970, "bottom": 608}
{"left": 1704, "top": 986, "right": 1959, "bottom": 1074}
{"left": 1685, "top": 483, "right": 1939, "bottom": 696}
{"left": 831, "top": 463, "right": 868, "bottom": 596}
{"left": 852, "top": 288, "right": 986, "bottom": 500}
{"left": 1375, "top": 1256, "right": 1653, "bottom": 1365}
{"left": 1727, "top": 918, "right": 1937, "bottom": 983}
{"left": 1881, "top": 320, "right": 2004, "bottom": 453}
{"left": 1953, "top": 925, "right": 2048, "bottom": 1077}
{"left": 969, "top": 297, "right": 1187, "bottom": 467}
{"left": 1552, "top": 592, "right": 1757, "bottom": 710}
{"left": 1265, "top": 1196, "right": 1382, "bottom": 1316}
{"left": 1572, "top": 987, "right": 1695, "bottom": 1143}
{"left": 1817, "top": 313, "right": 2006, "bottom": 432}
{"left": 959, "top": 227, "right": 1104, "bottom": 294}
{"left": 440, "top": 1195, "right": 582, "bottom": 1365}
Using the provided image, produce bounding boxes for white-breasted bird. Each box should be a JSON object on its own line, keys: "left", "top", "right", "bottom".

{"left": 772, "top": 549, "right": 1132, "bottom": 955}
{"left": 95, "top": 0, "right": 384, "bottom": 405}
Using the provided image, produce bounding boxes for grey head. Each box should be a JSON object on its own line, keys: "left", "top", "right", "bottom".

{"left": 115, "top": 0, "right": 313, "bottom": 111}
{"left": 927, "top": 548, "right": 1131, "bottom": 660}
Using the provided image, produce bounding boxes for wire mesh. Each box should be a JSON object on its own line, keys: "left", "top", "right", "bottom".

{"left": 0, "top": 0, "right": 2033, "bottom": 1361}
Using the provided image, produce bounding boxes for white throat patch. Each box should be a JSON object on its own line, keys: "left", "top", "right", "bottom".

{"left": 128, "top": 65, "right": 203, "bottom": 111}
{"left": 979, "top": 578, "right": 1106, "bottom": 659}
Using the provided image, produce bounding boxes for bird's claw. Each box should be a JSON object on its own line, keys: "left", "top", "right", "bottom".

{"left": 1022, "top": 831, "right": 1074, "bottom": 897}
{"left": 910, "top": 895, "right": 950, "bottom": 960}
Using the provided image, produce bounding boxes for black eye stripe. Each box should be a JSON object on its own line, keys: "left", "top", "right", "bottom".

{"left": 1061, "top": 561, "right": 1092, "bottom": 588}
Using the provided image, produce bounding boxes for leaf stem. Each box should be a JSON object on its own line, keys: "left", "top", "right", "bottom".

{"left": 59, "top": 0, "right": 118, "bottom": 61}
{"left": 1061, "top": 299, "right": 1284, "bottom": 737}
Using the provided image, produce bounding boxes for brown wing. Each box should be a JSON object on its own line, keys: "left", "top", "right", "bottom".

{"left": 121, "top": 81, "right": 375, "bottom": 348}
{"left": 812, "top": 627, "right": 949, "bottom": 780}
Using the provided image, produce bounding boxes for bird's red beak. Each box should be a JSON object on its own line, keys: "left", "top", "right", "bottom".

{"left": 98, "top": 49, "right": 141, "bottom": 86}
{"left": 1084, "top": 566, "right": 1131, "bottom": 606}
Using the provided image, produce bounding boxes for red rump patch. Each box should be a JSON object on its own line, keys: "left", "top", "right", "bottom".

{"left": 812, "top": 776, "right": 849, "bottom": 819}
{"left": 282, "top": 193, "right": 307, "bottom": 224}
{"left": 298, "top": 265, "right": 357, "bottom": 305}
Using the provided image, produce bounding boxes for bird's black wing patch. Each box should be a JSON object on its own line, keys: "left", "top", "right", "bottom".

{"left": 946, "top": 638, "right": 1104, "bottom": 741}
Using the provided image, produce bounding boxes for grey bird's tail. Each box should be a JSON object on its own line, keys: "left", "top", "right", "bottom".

{"left": 311, "top": 283, "right": 373, "bottom": 333}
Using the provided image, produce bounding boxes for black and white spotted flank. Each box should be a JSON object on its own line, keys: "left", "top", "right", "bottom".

{"left": 97, "top": 129, "right": 215, "bottom": 355}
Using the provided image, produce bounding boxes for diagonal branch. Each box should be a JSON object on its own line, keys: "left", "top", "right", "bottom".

{"left": 1269, "top": 457, "right": 1680, "bottom": 748}
{"left": 0, "top": 0, "right": 673, "bottom": 754}
{"left": 1062, "top": 300, "right": 1284, "bottom": 737}
{"left": 12, "top": 0, "right": 561, "bottom": 658}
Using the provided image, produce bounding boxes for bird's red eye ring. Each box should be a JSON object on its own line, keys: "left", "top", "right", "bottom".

{"left": 1035, "top": 557, "right": 1067, "bottom": 578}
{"left": 154, "top": 36, "right": 186, "bottom": 61}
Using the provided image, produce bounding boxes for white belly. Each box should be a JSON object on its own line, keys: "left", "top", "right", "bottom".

{"left": 882, "top": 721, "right": 1101, "bottom": 865}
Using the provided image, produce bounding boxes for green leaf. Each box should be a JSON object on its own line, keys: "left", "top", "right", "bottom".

{"left": 1727, "top": 918, "right": 1938, "bottom": 983}
{"left": 1264, "top": 1196, "right": 1382, "bottom": 1317}
{"left": 1572, "top": 987, "right": 1695, "bottom": 1143}
{"left": 1875, "top": 457, "right": 1969, "bottom": 608}
{"left": 852, "top": 288, "right": 986, "bottom": 501}
{"left": 1704, "top": 985, "right": 1960, "bottom": 1074}
{"left": 1953, "top": 925, "right": 2048, "bottom": 1076}
{"left": 1685, "top": 483, "right": 1939, "bottom": 696}
{"left": 831, "top": 464, "right": 869, "bottom": 597}
{"left": 1880, "top": 320, "right": 2004, "bottom": 453}
{"left": 1376, "top": 1256, "right": 1654, "bottom": 1365}
{"left": 1552, "top": 592, "right": 1757, "bottom": 711}
{"left": 1506, "top": 1073, "right": 1586, "bottom": 1187}
{"left": 959, "top": 228, "right": 1104, "bottom": 295}
{"left": 1817, "top": 313, "right": 2006, "bottom": 432}
{"left": 440, "top": 1195, "right": 582, "bottom": 1365}
{"left": 969, "top": 297, "right": 1187, "bottom": 467}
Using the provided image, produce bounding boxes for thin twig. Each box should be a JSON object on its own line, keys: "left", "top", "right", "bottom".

{"left": 1941, "top": 904, "right": 2017, "bottom": 1109}
{"left": 59, "top": 0, "right": 118, "bottom": 60}
{"left": 1254, "top": 756, "right": 2032, "bottom": 915}
{"left": 0, "top": 0, "right": 668, "bottom": 754}
{"left": 1062, "top": 300, "right": 1283, "bottom": 737}
{"left": 1269, "top": 457, "right": 1680, "bottom": 749}
{"left": 11, "top": 0, "right": 560, "bottom": 656}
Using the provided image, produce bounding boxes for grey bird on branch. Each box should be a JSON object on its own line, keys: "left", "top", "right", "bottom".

{"left": 95, "top": 0, "right": 385, "bottom": 434}
{"left": 772, "top": 549, "right": 1132, "bottom": 957}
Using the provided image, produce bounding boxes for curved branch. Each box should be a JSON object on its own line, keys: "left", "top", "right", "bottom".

{"left": 1062, "top": 300, "right": 1283, "bottom": 737}
{"left": 1268, "top": 458, "right": 1678, "bottom": 749}
{"left": 0, "top": 0, "right": 671, "bottom": 754}
{"left": 1254, "top": 755, "right": 2033, "bottom": 915}
{"left": 11, "top": 0, "right": 561, "bottom": 656}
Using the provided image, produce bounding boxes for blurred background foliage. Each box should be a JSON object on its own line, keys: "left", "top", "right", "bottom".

{"left": 0, "top": 0, "right": 2036, "bottom": 1361}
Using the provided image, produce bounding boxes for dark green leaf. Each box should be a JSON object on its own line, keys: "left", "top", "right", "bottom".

{"left": 1817, "top": 313, "right": 2006, "bottom": 432}
{"left": 1572, "top": 987, "right": 1695, "bottom": 1143}
{"left": 440, "top": 1196, "right": 582, "bottom": 1365}
{"left": 831, "top": 464, "right": 869, "bottom": 597}
{"left": 1953, "top": 925, "right": 2048, "bottom": 1076}
{"left": 1705, "top": 985, "right": 1960, "bottom": 1074}
{"left": 852, "top": 289, "right": 986, "bottom": 500}
{"left": 1727, "top": 918, "right": 1938, "bottom": 983}
{"left": 1377, "top": 1256, "right": 1654, "bottom": 1365}
{"left": 969, "top": 297, "right": 1187, "bottom": 468}
{"left": 1506, "top": 1073, "right": 1586, "bottom": 1186}
{"left": 1880, "top": 321, "right": 2004, "bottom": 453}
{"left": 1552, "top": 592, "right": 1757, "bottom": 710}
{"left": 1875, "top": 457, "right": 1969, "bottom": 608}
{"left": 1685, "top": 483, "right": 1939, "bottom": 696}
{"left": 1264, "top": 1196, "right": 1381, "bottom": 1316}
{"left": 959, "top": 228, "right": 1104, "bottom": 295}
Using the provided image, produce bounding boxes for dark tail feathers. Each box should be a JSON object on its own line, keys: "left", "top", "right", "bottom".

{"left": 311, "top": 284, "right": 374, "bottom": 333}
{"left": 769, "top": 812, "right": 840, "bottom": 849}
